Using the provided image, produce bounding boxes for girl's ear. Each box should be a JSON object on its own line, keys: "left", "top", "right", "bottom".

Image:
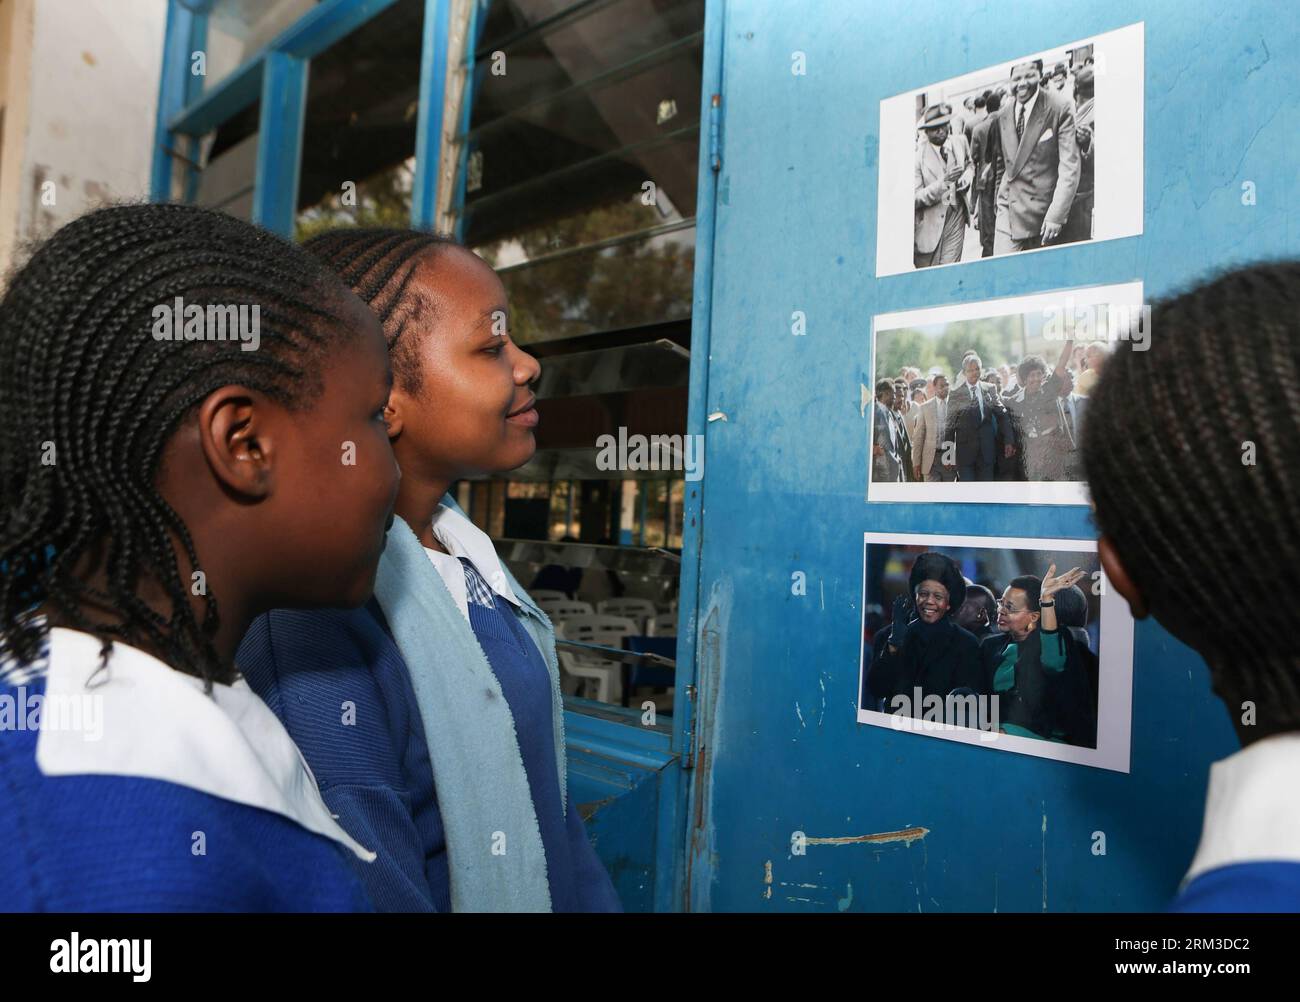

{"left": 383, "top": 391, "right": 406, "bottom": 440}
{"left": 1099, "top": 534, "right": 1148, "bottom": 619}
{"left": 195, "top": 386, "right": 273, "bottom": 499}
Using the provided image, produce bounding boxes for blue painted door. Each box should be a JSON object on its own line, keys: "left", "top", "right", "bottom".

{"left": 681, "top": 0, "right": 1297, "bottom": 911}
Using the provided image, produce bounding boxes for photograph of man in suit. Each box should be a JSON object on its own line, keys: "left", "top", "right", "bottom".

{"left": 911, "top": 371, "right": 958, "bottom": 482}
{"left": 914, "top": 103, "right": 975, "bottom": 269}
{"left": 872, "top": 379, "right": 903, "bottom": 484}
{"left": 1060, "top": 62, "right": 1095, "bottom": 245}
{"left": 969, "top": 90, "right": 1004, "bottom": 259}
{"left": 891, "top": 378, "right": 918, "bottom": 481}
{"left": 994, "top": 58, "right": 1080, "bottom": 254}
{"left": 948, "top": 352, "right": 1015, "bottom": 481}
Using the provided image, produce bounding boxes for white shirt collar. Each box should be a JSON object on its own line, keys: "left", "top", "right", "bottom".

{"left": 35, "top": 627, "right": 375, "bottom": 862}
{"left": 422, "top": 503, "right": 521, "bottom": 624}
{"left": 1182, "top": 733, "right": 1300, "bottom": 887}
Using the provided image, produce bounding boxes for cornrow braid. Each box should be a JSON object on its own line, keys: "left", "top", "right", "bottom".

{"left": 0, "top": 202, "right": 358, "bottom": 686}
{"left": 301, "top": 227, "right": 459, "bottom": 392}
{"left": 1081, "top": 261, "right": 1300, "bottom": 733}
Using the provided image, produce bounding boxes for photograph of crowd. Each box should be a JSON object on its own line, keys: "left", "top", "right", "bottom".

{"left": 856, "top": 533, "right": 1134, "bottom": 771}
{"left": 874, "top": 23, "right": 1144, "bottom": 276}
{"left": 867, "top": 282, "right": 1143, "bottom": 504}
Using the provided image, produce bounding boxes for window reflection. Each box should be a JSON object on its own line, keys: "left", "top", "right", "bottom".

{"left": 293, "top": 0, "right": 424, "bottom": 240}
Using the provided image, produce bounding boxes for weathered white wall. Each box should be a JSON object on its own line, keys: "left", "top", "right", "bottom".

{"left": 0, "top": 0, "right": 167, "bottom": 281}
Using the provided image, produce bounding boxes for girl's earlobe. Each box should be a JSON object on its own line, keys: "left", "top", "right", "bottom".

{"left": 383, "top": 403, "right": 403, "bottom": 438}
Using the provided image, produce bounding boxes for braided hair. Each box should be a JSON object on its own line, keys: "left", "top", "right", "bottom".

{"left": 0, "top": 202, "right": 358, "bottom": 685}
{"left": 301, "top": 228, "right": 459, "bottom": 393}
{"left": 1082, "top": 262, "right": 1300, "bottom": 733}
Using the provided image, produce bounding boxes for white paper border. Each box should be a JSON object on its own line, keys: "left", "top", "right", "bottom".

{"left": 874, "top": 22, "right": 1145, "bottom": 277}
{"left": 866, "top": 279, "right": 1144, "bottom": 505}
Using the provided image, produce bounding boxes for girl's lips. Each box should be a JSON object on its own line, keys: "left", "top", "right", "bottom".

{"left": 506, "top": 407, "right": 539, "bottom": 427}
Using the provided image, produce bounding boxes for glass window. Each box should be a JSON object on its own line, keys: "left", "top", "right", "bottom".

{"left": 203, "top": 0, "right": 318, "bottom": 93}
{"left": 500, "top": 224, "right": 694, "bottom": 345}
{"left": 473, "top": 0, "right": 703, "bottom": 105}
{"left": 189, "top": 101, "right": 261, "bottom": 221}
{"left": 294, "top": 0, "right": 425, "bottom": 240}
{"left": 550, "top": 480, "right": 578, "bottom": 539}
{"left": 469, "top": 130, "right": 697, "bottom": 264}
{"left": 460, "top": 0, "right": 702, "bottom": 714}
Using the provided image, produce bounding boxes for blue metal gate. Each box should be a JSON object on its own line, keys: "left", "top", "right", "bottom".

{"left": 678, "top": 0, "right": 1297, "bottom": 911}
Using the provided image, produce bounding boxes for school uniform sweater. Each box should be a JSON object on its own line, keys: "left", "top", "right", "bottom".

{"left": 1170, "top": 733, "right": 1300, "bottom": 912}
{"left": 238, "top": 502, "right": 621, "bottom": 912}
{"left": 0, "top": 627, "right": 373, "bottom": 912}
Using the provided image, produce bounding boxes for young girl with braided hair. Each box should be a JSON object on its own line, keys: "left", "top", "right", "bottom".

{"left": 0, "top": 203, "right": 399, "bottom": 910}
{"left": 238, "top": 229, "right": 621, "bottom": 912}
{"left": 1083, "top": 261, "right": 1300, "bottom": 911}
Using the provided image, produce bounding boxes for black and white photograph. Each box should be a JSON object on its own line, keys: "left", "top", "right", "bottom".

{"left": 875, "top": 22, "right": 1144, "bottom": 276}
{"left": 867, "top": 281, "right": 1143, "bottom": 504}
{"left": 857, "top": 532, "right": 1133, "bottom": 771}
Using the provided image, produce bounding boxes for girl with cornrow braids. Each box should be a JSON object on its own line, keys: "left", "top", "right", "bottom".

{"left": 238, "top": 229, "right": 621, "bottom": 912}
{"left": 1082, "top": 261, "right": 1300, "bottom": 911}
{"left": 0, "top": 203, "right": 399, "bottom": 911}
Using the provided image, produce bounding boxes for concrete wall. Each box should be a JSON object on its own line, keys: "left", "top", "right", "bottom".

{"left": 0, "top": 0, "right": 167, "bottom": 282}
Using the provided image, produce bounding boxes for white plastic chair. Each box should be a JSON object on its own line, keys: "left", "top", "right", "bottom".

{"left": 537, "top": 599, "right": 594, "bottom": 624}
{"left": 553, "top": 619, "right": 626, "bottom": 703}
{"left": 528, "top": 589, "right": 567, "bottom": 604}
{"left": 557, "top": 615, "right": 640, "bottom": 704}
{"left": 646, "top": 613, "right": 678, "bottom": 638}
{"left": 559, "top": 614, "right": 639, "bottom": 648}
{"left": 596, "top": 598, "right": 658, "bottom": 632}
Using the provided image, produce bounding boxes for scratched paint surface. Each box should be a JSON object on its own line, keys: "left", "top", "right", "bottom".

{"left": 688, "top": 0, "right": 1295, "bottom": 911}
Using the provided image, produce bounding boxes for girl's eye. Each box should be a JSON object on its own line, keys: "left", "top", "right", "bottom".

{"left": 375, "top": 408, "right": 388, "bottom": 422}
{"left": 485, "top": 342, "right": 506, "bottom": 356}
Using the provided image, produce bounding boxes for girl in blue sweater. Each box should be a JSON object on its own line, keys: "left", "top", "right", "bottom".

{"left": 238, "top": 230, "right": 621, "bottom": 912}
{"left": 0, "top": 204, "right": 399, "bottom": 911}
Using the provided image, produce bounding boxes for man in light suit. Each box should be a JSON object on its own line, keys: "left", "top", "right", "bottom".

{"left": 948, "top": 353, "right": 1014, "bottom": 481}
{"left": 994, "top": 59, "right": 1080, "bottom": 254}
{"left": 871, "top": 379, "right": 903, "bottom": 484}
{"left": 914, "top": 103, "right": 975, "bottom": 269}
{"left": 911, "top": 371, "right": 958, "bottom": 482}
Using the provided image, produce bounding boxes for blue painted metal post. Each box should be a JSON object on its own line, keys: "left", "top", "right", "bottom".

{"left": 451, "top": 0, "right": 486, "bottom": 242}
{"left": 412, "top": 0, "right": 452, "bottom": 230}
{"left": 151, "top": 1, "right": 207, "bottom": 202}
{"left": 252, "top": 51, "right": 309, "bottom": 237}
{"left": 670, "top": 0, "right": 726, "bottom": 913}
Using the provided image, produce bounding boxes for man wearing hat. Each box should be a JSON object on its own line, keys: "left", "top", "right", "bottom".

{"left": 914, "top": 103, "right": 974, "bottom": 269}
{"left": 864, "top": 552, "right": 982, "bottom": 721}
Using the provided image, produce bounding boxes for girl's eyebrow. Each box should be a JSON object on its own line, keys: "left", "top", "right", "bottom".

{"left": 473, "top": 305, "right": 509, "bottom": 333}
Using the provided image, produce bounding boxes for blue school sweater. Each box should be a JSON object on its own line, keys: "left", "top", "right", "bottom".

{"left": 0, "top": 629, "right": 372, "bottom": 912}
{"left": 239, "top": 575, "right": 621, "bottom": 912}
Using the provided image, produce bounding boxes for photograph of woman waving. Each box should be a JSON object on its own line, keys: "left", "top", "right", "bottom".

{"left": 980, "top": 564, "right": 1098, "bottom": 747}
